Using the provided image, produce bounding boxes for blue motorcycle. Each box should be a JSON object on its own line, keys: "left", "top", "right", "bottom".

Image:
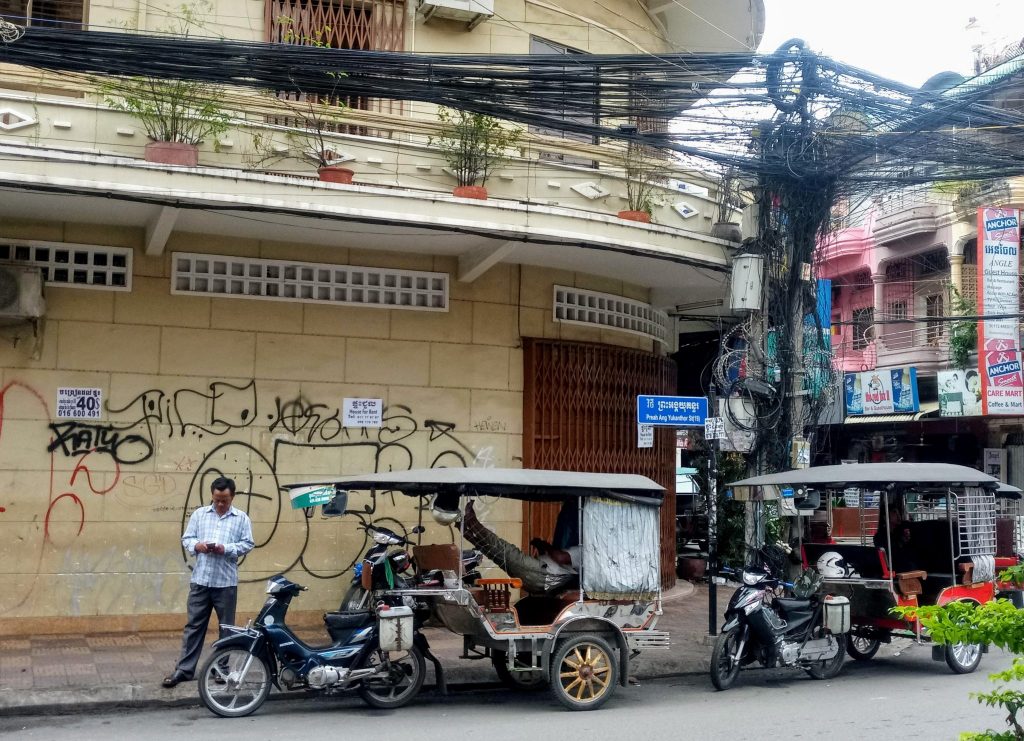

{"left": 197, "top": 574, "right": 427, "bottom": 717}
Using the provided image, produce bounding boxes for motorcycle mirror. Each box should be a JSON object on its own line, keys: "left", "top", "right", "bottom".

{"left": 321, "top": 490, "right": 349, "bottom": 517}
{"left": 411, "top": 525, "right": 425, "bottom": 534}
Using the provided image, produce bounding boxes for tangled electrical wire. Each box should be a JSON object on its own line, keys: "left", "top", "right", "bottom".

{"left": 3, "top": 29, "right": 1024, "bottom": 190}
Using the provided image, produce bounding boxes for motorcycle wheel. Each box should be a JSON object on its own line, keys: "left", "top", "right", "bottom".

{"left": 340, "top": 584, "right": 369, "bottom": 612}
{"left": 492, "top": 650, "right": 548, "bottom": 691}
{"left": 846, "top": 635, "right": 881, "bottom": 661}
{"left": 945, "top": 641, "right": 983, "bottom": 674}
{"left": 549, "top": 632, "right": 618, "bottom": 711}
{"left": 358, "top": 645, "right": 426, "bottom": 709}
{"left": 709, "top": 627, "right": 743, "bottom": 691}
{"left": 198, "top": 648, "right": 272, "bottom": 718}
{"left": 805, "top": 632, "right": 846, "bottom": 680}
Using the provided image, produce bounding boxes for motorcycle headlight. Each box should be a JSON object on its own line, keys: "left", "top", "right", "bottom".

{"left": 742, "top": 570, "right": 767, "bottom": 586}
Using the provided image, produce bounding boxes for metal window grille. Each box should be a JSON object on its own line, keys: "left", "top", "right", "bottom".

{"left": 553, "top": 286, "right": 669, "bottom": 345}
{"left": 0, "top": 240, "right": 131, "bottom": 290}
{"left": 172, "top": 252, "right": 448, "bottom": 311}
{"left": 956, "top": 487, "right": 997, "bottom": 556}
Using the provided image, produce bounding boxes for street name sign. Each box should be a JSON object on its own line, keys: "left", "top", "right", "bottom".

{"left": 637, "top": 395, "right": 708, "bottom": 426}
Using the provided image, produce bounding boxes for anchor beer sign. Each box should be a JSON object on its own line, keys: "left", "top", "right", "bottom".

{"left": 978, "top": 207, "right": 1024, "bottom": 415}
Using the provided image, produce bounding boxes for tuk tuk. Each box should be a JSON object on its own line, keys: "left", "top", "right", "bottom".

{"left": 285, "top": 468, "right": 669, "bottom": 711}
{"left": 729, "top": 462, "right": 1023, "bottom": 674}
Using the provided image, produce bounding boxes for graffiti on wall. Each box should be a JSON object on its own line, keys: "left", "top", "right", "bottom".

{"left": 1, "top": 378, "right": 510, "bottom": 613}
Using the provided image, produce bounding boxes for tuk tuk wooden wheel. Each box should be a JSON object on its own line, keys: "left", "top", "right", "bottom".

{"left": 550, "top": 633, "right": 618, "bottom": 711}
{"left": 846, "top": 635, "right": 881, "bottom": 661}
{"left": 492, "top": 650, "right": 547, "bottom": 691}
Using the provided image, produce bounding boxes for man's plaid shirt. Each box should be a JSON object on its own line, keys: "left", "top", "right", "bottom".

{"left": 182, "top": 504, "right": 254, "bottom": 588}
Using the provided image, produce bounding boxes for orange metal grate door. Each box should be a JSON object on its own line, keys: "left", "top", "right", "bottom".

{"left": 522, "top": 338, "right": 677, "bottom": 588}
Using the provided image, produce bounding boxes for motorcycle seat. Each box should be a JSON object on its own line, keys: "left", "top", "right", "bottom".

{"left": 774, "top": 597, "right": 812, "bottom": 615}
{"left": 323, "top": 610, "right": 373, "bottom": 630}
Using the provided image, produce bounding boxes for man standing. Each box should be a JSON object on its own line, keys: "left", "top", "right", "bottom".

{"left": 163, "top": 476, "right": 254, "bottom": 688}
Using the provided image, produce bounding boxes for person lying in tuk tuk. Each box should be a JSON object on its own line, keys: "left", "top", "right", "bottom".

{"left": 873, "top": 506, "right": 919, "bottom": 573}
{"left": 459, "top": 500, "right": 579, "bottom": 595}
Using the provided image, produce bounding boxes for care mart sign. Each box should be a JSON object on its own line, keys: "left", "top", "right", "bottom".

{"left": 978, "top": 207, "right": 1024, "bottom": 415}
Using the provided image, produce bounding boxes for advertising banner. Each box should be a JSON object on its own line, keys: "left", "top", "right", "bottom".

{"left": 938, "top": 369, "right": 983, "bottom": 416}
{"left": 844, "top": 367, "right": 919, "bottom": 416}
{"left": 978, "top": 207, "right": 1024, "bottom": 415}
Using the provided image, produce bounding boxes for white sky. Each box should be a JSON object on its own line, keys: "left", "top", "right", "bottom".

{"left": 758, "top": 0, "right": 1024, "bottom": 87}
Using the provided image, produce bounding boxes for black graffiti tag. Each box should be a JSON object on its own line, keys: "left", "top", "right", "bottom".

{"left": 47, "top": 422, "right": 153, "bottom": 465}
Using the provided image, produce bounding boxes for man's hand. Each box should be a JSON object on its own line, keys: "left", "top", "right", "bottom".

{"left": 195, "top": 542, "right": 209, "bottom": 554}
{"left": 213, "top": 544, "right": 226, "bottom": 555}
{"left": 530, "top": 538, "right": 551, "bottom": 555}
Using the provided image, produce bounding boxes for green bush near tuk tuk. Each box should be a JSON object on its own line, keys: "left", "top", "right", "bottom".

{"left": 894, "top": 564, "right": 1024, "bottom": 740}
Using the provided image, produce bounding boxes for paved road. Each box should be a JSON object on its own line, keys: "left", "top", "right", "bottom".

{"left": 0, "top": 645, "right": 1011, "bottom": 740}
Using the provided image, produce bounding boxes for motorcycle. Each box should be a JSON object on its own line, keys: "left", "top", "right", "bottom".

{"left": 197, "top": 574, "right": 430, "bottom": 717}
{"left": 340, "top": 522, "right": 482, "bottom": 611}
{"left": 710, "top": 557, "right": 849, "bottom": 691}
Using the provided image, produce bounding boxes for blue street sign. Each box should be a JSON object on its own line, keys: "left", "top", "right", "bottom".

{"left": 637, "top": 395, "right": 708, "bottom": 426}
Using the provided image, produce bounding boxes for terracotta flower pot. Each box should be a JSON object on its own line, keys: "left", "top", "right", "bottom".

{"left": 617, "top": 210, "right": 651, "bottom": 223}
{"left": 318, "top": 165, "right": 355, "bottom": 184}
{"left": 144, "top": 141, "right": 199, "bottom": 166}
{"left": 677, "top": 556, "right": 706, "bottom": 581}
{"left": 710, "top": 221, "right": 742, "bottom": 242}
{"left": 453, "top": 185, "right": 488, "bottom": 200}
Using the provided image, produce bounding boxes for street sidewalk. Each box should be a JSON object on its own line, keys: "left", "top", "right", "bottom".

{"left": 0, "top": 581, "right": 725, "bottom": 716}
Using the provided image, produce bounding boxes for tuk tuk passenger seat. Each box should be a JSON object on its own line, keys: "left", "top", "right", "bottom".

{"left": 412, "top": 543, "right": 460, "bottom": 575}
{"left": 895, "top": 570, "right": 927, "bottom": 597}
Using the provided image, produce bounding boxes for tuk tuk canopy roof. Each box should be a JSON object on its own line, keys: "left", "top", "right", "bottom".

{"left": 284, "top": 467, "right": 665, "bottom": 506}
{"left": 730, "top": 463, "right": 1001, "bottom": 493}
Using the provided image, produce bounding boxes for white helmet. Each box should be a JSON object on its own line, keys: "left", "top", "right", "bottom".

{"left": 430, "top": 493, "right": 461, "bottom": 526}
{"left": 816, "top": 551, "right": 860, "bottom": 578}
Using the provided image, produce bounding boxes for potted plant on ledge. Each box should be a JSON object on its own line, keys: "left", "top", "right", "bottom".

{"left": 711, "top": 167, "right": 744, "bottom": 241}
{"left": 619, "top": 140, "right": 668, "bottom": 223}
{"left": 100, "top": 2, "right": 230, "bottom": 166}
{"left": 431, "top": 107, "right": 521, "bottom": 199}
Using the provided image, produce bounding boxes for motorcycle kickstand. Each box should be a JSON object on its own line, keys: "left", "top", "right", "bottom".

{"left": 422, "top": 645, "right": 447, "bottom": 695}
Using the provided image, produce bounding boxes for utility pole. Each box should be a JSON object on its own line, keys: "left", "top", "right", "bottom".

{"left": 706, "top": 382, "right": 718, "bottom": 636}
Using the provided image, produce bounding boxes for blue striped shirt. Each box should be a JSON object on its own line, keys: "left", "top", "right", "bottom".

{"left": 182, "top": 504, "right": 254, "bottom": 588}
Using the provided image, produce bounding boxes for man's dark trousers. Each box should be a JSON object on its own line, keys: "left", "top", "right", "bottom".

{"left": 174, "top": 584, "right": 237, "bottom": 677}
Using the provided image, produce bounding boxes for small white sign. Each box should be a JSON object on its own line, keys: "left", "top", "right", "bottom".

{"left": 343, "top": 398, "right": 383, "bottom": 428}
{"left": 57, "top": 387, "right": 102, "bottom": 419}
{"left": 704, "top": 416, "right": 726, "bottom": 440}
{"left": 637, "top": 424, "right": 654, "bottom": 448}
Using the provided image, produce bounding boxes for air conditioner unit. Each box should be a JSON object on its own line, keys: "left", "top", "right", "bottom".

{"left": 0, "top": 265, "right": 45, "bottom": 323}
{"left": 418, "top": 0, "right": 494, "bottom": 29}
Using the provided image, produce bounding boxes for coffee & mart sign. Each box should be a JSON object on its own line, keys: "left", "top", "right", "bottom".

{"left": 978, "top": 207, "right": 1024, "bottom": 415}
{"left": 844, "top": 367, "right": 920, "bottom": 416}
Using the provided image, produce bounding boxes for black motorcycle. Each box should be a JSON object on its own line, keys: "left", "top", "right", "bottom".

{"left": 198, "top": 574, "right": 434, "bottom": 717}
{"left": 340, "top": 522, "right": 482, "bottom": 611}
{"left": 710, "top": 558, "right": 848, "bottom": 690}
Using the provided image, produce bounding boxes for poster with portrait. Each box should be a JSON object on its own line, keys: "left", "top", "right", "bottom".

{"left": 938, "top": 369, "right": 983, "bottom": 417}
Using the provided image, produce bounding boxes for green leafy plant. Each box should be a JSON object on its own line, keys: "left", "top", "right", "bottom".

{"left": 949, "top": 286, "right": 978, "bottom": 369}
{"left": 100, "top": 2, "right": 230, "bottom": 146}
{"left": 622, "top": 140, "right": 671, "bottom": 217}
{"left": 430, "top": 108, "right": 522, "bottom": 188}
{"left": 893, "top": 565, "right": 1024, "bottom": 739}
{"left": 271, "top": 18, "right": 351, "bottom": 171}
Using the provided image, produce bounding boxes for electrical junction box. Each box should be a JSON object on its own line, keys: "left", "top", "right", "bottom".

{"left": 729, "top": 253, "right": 763, "bottom": 312}
{"left": 418, "top": 0, "right": 494, "bottom": 29}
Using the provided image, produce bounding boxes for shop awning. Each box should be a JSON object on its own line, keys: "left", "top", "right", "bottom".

{"left": 843, "top": 401, "right": 940, "bottom": 424}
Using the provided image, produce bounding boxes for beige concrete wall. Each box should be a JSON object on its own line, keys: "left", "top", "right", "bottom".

{"left": 0, "top": 218, "right": 652, "bottom": 633}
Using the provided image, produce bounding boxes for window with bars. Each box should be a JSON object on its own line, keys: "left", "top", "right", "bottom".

{"left": 926, "top": 293, "right": 944, "bottom": 346}
{"left": 0, "top": 241, "right": 131, "bottom": 289}
{"left": 172, "top": 252, "right": 447, "bottom": 310}
{"left": 1, "top": 0, "right": 83, "bottom": 29}
{"left": 529, "top": 36, "right": 598, "bottom": 167}
{"left": 852, "top": 306, "right": 874, "bottom": 350}
{"left": 265, "top": 0, "right": 405, "bottom": 137}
